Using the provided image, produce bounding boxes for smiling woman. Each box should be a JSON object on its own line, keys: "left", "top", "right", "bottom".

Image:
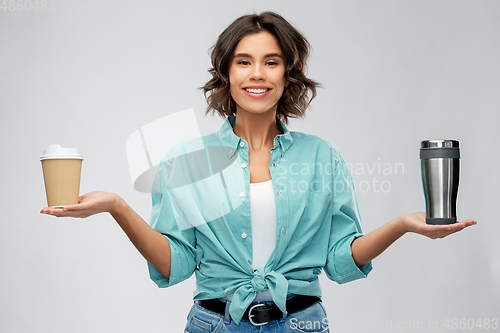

{"left": 229, "top": 31, "right": 287, "bottom": 117}
{"left": 40, "top": 10, "right": 476, "bottom": 333}
{"left": 202, "top": 11, "right": 320, "bottom": 124}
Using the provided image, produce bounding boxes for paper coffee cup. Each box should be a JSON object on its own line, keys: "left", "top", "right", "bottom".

{"left": 41, "top": 144, "right": 83, "bottom": 208}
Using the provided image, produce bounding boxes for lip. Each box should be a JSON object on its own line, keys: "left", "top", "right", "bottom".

{"left": 242, "top": 86, "right": 272, "bottom": 98}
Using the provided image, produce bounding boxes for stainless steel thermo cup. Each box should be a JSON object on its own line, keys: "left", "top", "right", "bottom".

{"left": 420, "top": 140, "right": 460, "bottom": 225}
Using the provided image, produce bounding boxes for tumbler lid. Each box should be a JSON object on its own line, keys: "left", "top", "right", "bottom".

{"left": 421, "top": 139, "right": 459, "bottom": 148}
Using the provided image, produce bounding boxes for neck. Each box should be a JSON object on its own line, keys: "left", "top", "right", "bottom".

{"left": 232, "top": 109, "right": 283, "bottom": 151}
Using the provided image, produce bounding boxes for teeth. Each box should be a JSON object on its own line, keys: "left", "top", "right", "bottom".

{"left": 245, "top": 88, "right": 269, "bottom": 94}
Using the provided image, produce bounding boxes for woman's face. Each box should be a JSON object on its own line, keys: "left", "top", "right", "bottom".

{"left": 229, "top": 31, "right": 287, "bottom": 117}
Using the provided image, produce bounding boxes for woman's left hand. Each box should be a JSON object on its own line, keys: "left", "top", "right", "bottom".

{"left": 351, "top": 212, "right": 477, "bottom": 266}
{"left": 399, "top": 212, "right": 476, "bottom": 239}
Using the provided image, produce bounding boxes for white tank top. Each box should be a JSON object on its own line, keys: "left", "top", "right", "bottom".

{"left": 249, "top": 179, "right": 277, "bottom": 271}
{"left": 222, "top": 179, "right": 277, "bottom": 302}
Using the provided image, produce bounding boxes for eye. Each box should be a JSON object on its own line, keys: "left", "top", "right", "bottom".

{"left": 238, "top": 60, "right": 250, "bottom": 65}
{"left": 266, "top": 61, "right": 279, "bottom": 66}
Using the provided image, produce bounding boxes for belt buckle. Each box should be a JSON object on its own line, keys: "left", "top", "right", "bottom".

{"left": 248, "top": 303, "right": 268, "bottom": 326}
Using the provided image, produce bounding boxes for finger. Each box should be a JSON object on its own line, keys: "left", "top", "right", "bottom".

{"left": 62, "top": 204, "right": 83, "bottom": 211}
{"left": 434, "top": 221, "right": 475, "bottom": 238}
{"left": 428, "top": 221, "right": 472, "bottom": 232}
{"left": 45, "top": 207, "right": 66, "bottom": 217}
{"left": 40, "top": 206, "right": 63, "bottom": 214}
{"left": 50, "top": 208, "right": 88, "bottom": 218}
{"left": 422, "top": 224, "right": 454, "bottom": 233}
{"left": 41, "top": 207, "right": 54, "bottom": 214}
{"left": 458, "top": 219, "right": 477, "bottom": 227}
{"left": 64, "top": 199, "right": 97, "bottom": 211}
{"left": 448, "top": 220, "right": 476, "bottom": 231}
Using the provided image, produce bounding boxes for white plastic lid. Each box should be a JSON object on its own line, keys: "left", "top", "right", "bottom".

{"left": 40, "top": 144, "right": 83, "bottom": 160}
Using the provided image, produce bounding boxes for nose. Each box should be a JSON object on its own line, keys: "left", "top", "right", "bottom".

{"left": 249, "top": 64, "right": 265, "bottom": 81}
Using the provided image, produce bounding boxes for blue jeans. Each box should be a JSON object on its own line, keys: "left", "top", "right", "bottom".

{"left": 184, "top": 297, "right": 330, "bottom": 332}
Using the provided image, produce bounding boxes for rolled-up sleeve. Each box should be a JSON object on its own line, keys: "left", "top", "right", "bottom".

{"left": 324, "top": 148, "right": 373, "bottom": 284}
{"left": 147, "top": 160, "right": 199, "bottom": 288}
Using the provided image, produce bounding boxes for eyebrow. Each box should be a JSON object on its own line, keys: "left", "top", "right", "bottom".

{"left": 233, "top": 53, "right": 283, "bottom": 59}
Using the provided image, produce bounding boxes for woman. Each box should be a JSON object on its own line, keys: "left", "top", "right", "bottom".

{"left": 41, "top": 12, "right": 475, "bottom": 332}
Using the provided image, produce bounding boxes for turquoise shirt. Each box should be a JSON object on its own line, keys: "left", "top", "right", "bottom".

{"left": 148, "top": 116, "right": 372, "bottom": 324}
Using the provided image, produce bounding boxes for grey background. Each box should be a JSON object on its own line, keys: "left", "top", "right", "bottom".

{"left": 1, "top": 0, "right": 499, "bottom": 332}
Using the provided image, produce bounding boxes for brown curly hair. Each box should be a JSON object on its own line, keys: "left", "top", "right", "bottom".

{"left": 201, "top": 12, "right": 320, "bottom": 124}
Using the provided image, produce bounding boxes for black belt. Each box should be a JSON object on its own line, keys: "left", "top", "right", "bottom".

{"left": 196, "top": 295, "right": 321, "bottom": 326}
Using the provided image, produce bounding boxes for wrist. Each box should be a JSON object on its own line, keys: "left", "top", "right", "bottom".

{"left": 109, "top": 193, "right": 125, "bottom": 216}
{"left": 392, "top": 215, "right": 409, "bottom": 236}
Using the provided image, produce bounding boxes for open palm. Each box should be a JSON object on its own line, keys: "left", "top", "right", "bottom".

{"left": 40, "top": 191, "right": 119, "bottom": 218}
{"left": 401, "top": 212, "right": 476, "bottom": 239}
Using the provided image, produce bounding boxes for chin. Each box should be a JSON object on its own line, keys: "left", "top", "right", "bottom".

{"left": 236, "top": 104, "right": 278, "bottom": 116}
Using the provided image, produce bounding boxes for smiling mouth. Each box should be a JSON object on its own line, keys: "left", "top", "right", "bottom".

{"left": 244, "top": 88, "right": 270, "bottom": 94}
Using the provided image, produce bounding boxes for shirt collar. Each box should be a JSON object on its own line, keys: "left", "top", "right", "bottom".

{"left": 218, "top": 116, "right": 293, "bottom": 158}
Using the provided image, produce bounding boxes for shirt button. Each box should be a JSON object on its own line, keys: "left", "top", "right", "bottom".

{"left": 272, "top": 162, "right": 276, "bottom": 167}
{"left": 239, "top": 192, "right": 245, "bottom": 198}
{"left": 241, "top": 163, "right": 247, "bottom": 168}
{"left": 241, "top": 232, "right": 247, "bottom": 239}
{"left": 279, "top": 190, "right": 282, "bottom": 197}
{"left": 281, "top": 228, "right": 285, "bottom": 235}
{"left": 239, "top": 142, "right": 245, "bottom": 147}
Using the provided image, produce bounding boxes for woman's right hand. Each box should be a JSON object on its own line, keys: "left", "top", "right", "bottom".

{"left": 40, "top": 191, "right": 121, "bottom": 218}
{"left": 40, "top": 192, "right": 172, "bottom": 277}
